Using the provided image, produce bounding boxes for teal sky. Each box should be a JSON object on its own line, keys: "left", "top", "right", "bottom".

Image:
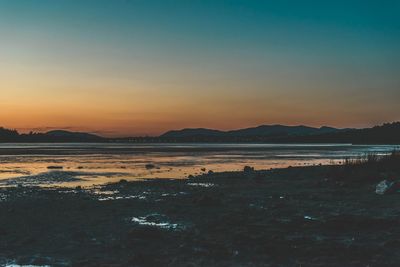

{"left": 0, "top": 0, "right": 399, "bottom": 136}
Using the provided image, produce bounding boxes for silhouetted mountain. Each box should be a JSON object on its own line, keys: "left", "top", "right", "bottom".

{"left": 285, "top": 122, "right": 400, "bottom": 144}
{"left": 227, "top": 125, "right": 342, "bottom": 137}
{"left": 45, "top": 130, "right": 101, "bottom": 140}
{"left": 0, "top": 128, "right": 104, "bottom": 143}
{"left": 159, "top": 123, "right": 400, "bottom": 144}
{"left": 0, "top": 122, "right": 399, "bottom": 144}
{"left": 161, "top": 124, "right": 345, "bottom": 139}
{"left": 161, "top": 128, "right": 225, "bottom": 138}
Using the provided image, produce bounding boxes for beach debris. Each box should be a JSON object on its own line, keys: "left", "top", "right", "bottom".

{"left": 207, "top": 170, "right": 214, "bottom": 175}
{"left": 375, "top": 180, "right": 400, "bottom": 195}
{"left": 201, "top": 168, "right": 206, "bottom": 172}
{"left": 131, "top": 213, "right": 181, "bottom": 230}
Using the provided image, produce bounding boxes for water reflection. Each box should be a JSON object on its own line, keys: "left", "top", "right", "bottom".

{"left": 0, "top": 143, "right": 398, "bottom": 187}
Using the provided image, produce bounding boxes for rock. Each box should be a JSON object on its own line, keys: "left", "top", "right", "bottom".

{"left": 376, "top": 180, "right": 391, "bottom": 194}
{"left": 47, "top": 165, "right": 63, "bottom": 169}
{"left": 243, "top": 166, "right": 254, "bottom": 173}
{"left": 375, "top": 180, "right": 400, "bottom": 195}
{"left": 145, "top": 164, "right": 156, "bottom": 170}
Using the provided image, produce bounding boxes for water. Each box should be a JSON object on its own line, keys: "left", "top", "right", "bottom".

{"left": 0, "top": 143, "right": 398, "bottom": 187}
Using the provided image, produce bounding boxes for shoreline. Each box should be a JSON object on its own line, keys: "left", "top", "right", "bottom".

{"left": 1, "top": 160, "right": 400, "bottom": 266}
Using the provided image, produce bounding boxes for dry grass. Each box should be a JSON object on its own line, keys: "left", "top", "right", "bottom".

{"left": 332, "top": 150, "right": 400, "bottom": 183}
{"left": 343, "top": 150, "right": 400, "bottom": 168}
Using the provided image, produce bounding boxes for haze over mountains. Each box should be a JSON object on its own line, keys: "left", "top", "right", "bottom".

{"left": 0, "top": 122, "right": 399, "bottom": 144}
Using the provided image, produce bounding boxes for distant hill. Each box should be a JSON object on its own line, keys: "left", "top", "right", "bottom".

{"left": 161, "top": 128, "right": 225, "bottom": 138}
{"left": 45, "top": 130, "right": 101, "bottom": 140}
{"left": 227, "top": 125, "right": 341, "bottom": 136}
{"left": 0, "top": 129, "right": 104, "bottom": 143}
{"left": 159, "top": 123, "right": 400, "bottom": 144}
{"left": 161, "top": 124, "right": 346, "bottom": 139}
{"left": 285, "top": 122, "right": 400, "bottom": 144}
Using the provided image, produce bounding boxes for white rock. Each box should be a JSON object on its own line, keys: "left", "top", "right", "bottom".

{"left": 375, "top": 180, "right": 393, "bottom": 195}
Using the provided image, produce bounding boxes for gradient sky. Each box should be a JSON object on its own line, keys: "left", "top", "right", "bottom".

{"left": 0, "top": 0, "right": 399, "bottom": 136}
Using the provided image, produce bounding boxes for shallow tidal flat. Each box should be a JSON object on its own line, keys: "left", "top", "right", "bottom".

{"left": 1, "top": 162, "right": 400, "bottom": 266}
{"left": 0, "top": 143, "right": 398, "bottom": 188}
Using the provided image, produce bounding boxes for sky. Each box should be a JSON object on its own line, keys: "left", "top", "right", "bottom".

{"left": 0, "top": 0, "right": 399, "bottom": 137}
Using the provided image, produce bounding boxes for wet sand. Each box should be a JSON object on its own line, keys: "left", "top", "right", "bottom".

{"left": 1, "top": 163, "right": 400, "bottom": 266}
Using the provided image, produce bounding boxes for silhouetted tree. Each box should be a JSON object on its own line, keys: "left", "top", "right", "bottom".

{"left": 0, "top": 127, "right": 20, "bottom": 142}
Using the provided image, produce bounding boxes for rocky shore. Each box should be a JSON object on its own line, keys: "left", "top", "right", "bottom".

{"left": 1, "top": 155, "right": 400, "bottom": 266}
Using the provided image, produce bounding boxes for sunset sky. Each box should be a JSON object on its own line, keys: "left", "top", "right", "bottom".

{"left": 0, "top": 0, "right": 399, "bottom": 137}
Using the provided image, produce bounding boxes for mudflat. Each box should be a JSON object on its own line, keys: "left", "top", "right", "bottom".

{"left": 1, "top": 159, "right": 399, "bottom": 266}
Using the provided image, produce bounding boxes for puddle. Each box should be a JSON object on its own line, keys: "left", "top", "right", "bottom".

{"left": 92, "top": 188, "right": 149, "bottom": 201}
{"left": 161, "top": 192, "right": 188, "bottom": 197}
{"left": 0, "top": 171, "right": 127, "bottom": 187}
{"left": 187, "top": 182, "right": 215, "bottom": 188}
{"left": 91, "top": 190, "right": 120, "bottom": 195}
{"left": 131, "top": 213, "right": 183, "bottom": 230}
{"left": 98, "top": 195, "right": 146, "bottom": 201}
{"left": 0, "top": 171, "right": 84, "bottom": 186}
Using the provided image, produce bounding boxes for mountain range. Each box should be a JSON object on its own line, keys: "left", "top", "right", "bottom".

{"left": 161, "top": 125, "right": 347, "bottom": 138}
{"left": 1, "top": 122, "right": 399, "bottom": 144}
{"left": 159, "top": 123, "right": 400, "bottom": 144}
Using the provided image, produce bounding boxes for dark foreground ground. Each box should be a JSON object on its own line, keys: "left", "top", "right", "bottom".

{"left": 1, "top": 155, "right": 400, "bottom": 266}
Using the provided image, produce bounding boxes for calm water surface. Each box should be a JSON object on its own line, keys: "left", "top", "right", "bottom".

{"left": 0, "top": 143, "right": 398, "bottom": 187}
